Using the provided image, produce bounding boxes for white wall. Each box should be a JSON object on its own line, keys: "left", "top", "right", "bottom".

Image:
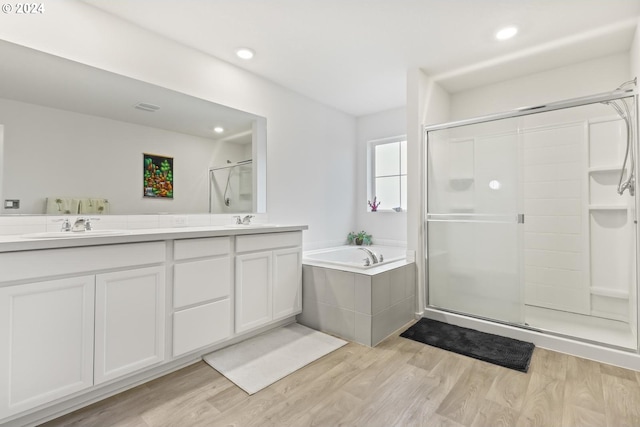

{"left": 0, "top": 1, "right": 357, "bottom": 249}
{"left": 407, "top": 69, "right": 451, "bottom": 315}
{"left": 450, "top": 53, "right": 630, "bottom": 120}
{"left": 627, "top": 21, "right": 640, "bottom": 342}
{"left": 355, "top": 107, "right": 406, "bottom": 246}
{"left": 629, "top": 21, "right": 640, "bottom": 81}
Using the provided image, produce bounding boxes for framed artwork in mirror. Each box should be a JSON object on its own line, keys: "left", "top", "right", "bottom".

{"left": 143, "top": 153, "right": 174, "bottom": 199}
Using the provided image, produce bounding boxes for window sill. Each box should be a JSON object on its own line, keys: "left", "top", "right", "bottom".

{"left": 367, "top": 209, "right": 407, "bottom": 214}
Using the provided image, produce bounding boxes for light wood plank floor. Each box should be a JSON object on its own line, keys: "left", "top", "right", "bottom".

{"left": 41, "top": 326, "right": 640, "bottom": 427}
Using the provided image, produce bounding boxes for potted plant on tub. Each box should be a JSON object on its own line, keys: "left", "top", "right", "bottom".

{"left": 347, "top": 230, "right": 372, "bottom": 246}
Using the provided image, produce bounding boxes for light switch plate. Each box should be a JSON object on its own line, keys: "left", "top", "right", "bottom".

{"left": 4, "top": 199, "right": 19, "bottom": 209}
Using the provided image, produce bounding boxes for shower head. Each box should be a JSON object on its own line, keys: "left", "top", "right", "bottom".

{"left": 616, "top": 77, "right": 637, "bottom": 91}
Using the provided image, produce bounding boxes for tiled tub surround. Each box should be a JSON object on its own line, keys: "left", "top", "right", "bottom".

{"left": 299, "top": 249, "right": 415, "bottom": 346}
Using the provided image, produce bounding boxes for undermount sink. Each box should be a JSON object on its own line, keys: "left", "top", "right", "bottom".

{"left": 21, "top": 230, "right": 131, "bottom": 239}
{"left": 224, "top": 224, "right": 277, "bottom": 228}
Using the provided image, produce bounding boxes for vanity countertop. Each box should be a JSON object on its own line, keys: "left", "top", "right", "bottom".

{"left": 0, "top": 224, "right": 309, "bottom": 253}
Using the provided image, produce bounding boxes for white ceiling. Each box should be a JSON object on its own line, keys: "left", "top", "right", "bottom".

{"left": 82, "top": 0, "right": 640, "bottom": 117}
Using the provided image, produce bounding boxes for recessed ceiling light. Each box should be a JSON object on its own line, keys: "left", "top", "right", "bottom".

{"left": 214, "top": 126, "right": 224, "bottom": 134}
{"left": 495, "top": 26, "right": 518, "bottom": 41}
{"left": 235, "top": 48, "right": 255, "bottom": 60}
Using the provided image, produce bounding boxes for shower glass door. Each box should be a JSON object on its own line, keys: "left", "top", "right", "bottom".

{"left": 425, "top": 93, "right": 638, "bottom": 349}
{"left": 426, "top": 117, "right": 525, "bottom": 324}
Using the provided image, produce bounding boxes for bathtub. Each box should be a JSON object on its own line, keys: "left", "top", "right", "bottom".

{"left": 302, "top": 245, "right": 407, "bottom": 272}
{"left": 299, "top": 245, "right": 416, "bottom": 346}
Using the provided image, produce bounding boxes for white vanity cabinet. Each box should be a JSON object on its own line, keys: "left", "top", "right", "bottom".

{"left": 235, "top": 232, "right": 302, "bottom": 333}
{"left": 172, "top": 237, "right": 232, "bottom": 357}
{"left": 0, "top": 242, "right": 165, "bottom": 419}
{"left": 0, "top": 276, "right": 95, "bottom": 419}
{"left": 0, "top": 225, "right": 307, "bottom": 426}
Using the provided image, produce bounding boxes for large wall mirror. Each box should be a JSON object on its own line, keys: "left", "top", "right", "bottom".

{"left": 0, "top": 40, "right": 266, "bottom": 216}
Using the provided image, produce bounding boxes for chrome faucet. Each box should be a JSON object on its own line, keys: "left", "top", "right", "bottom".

{"left": 358, "top": 247, "right": 379, "bottom": 264}
{"left": 71, "top": 217, "right": 96, "bottom": 232}
{"left": 233, "top": 215, "right": 254, "bottom": 225}
{"left": 72, "top": 217, "right": 87, "bottom": 232}
{"left": 60, "top": 218, "right": 71, "bottom": 232}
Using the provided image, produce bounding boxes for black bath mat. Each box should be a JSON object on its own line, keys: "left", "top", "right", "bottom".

{"left": 400, "top": 318, "right": 534, "bottom": 372}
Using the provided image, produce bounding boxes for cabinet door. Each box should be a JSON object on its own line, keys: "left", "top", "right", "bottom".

{"left": 0, "top": 276, "right": 95, "bottom": 419}
{"left": 273, "top": 247, "right": 303, "bottom": 320}
{"left": 94, "top": 266, "right": 165, "bottom": 384}
{"left": 235, "top": 252, "right": 272, "bottom": 333}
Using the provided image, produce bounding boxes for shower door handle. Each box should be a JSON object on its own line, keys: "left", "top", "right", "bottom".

{"left": 426, "top": 213, "right": 522, "bottom": 224}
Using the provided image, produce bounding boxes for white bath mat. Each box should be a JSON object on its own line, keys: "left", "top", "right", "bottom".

{"left": 202, "top": 323, "right": 347, "bottom": 395}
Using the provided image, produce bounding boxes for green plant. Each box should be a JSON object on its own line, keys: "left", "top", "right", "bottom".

{"left": 347, "top": 230, "right": 372, "bottom": 246}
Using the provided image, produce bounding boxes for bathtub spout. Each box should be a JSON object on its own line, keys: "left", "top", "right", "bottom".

{"left": 358, "top": 247, "right": 379, "bottom": 264}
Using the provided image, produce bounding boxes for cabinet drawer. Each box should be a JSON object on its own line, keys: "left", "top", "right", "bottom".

{"left": 174, "top": 237, "right": 230, "bottom": 260}
{"left": 235, "top": 231, "right": 301, "bottom": 253}
{"left": 174, "top": 257, "right": 231, "bottom": 308}
{"left": 173, "top": 299, "right": 230, "bottom": 357}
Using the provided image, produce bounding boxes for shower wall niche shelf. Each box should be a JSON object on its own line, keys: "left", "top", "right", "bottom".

{"left": 588, "top": 205, "right": 628, "bottom": 210}
{"left": 448, "top": 178, "right": 474, "bottom": 191}
{"left": 588, "top": 166, "right": 624, "bottom": 173}
{"left": 586, "top": 113, "right": 633, "bottom": 324}
{"left": 590, "top": 286, "right": 629, "bottom": 299}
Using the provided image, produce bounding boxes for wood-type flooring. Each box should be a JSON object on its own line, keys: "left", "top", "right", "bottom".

{"left": 41, "top": 324, "right": 640, "bottom": 427}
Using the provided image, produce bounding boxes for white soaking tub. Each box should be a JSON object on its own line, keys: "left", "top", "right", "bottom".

{"left": 302, "top": 245, "right": 406, "bottom": 271}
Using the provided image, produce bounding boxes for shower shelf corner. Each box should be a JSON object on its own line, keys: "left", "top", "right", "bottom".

{"left": 448, "top": 178, "right": 474, "bottom": 191}
{"left": 588, "top": 166, "right": 623, "bottom": 173}
{"left": 590, "top": 286, "right": 629, "bottom": 299}
{"left": 588, "top": 204, "right": 628, "bottom": 211}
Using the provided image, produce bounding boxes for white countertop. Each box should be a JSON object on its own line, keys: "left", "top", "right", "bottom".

{"left": 0, "top": 224, "right": 308, "bottom": 253}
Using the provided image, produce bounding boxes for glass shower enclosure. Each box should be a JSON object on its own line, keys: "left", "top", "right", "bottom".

{"left": 425, "top": 87, "right": 639, "bottom": 350}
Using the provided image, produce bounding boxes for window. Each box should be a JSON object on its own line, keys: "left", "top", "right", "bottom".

{"left": 368, "top": 137, "right": 407, "bottom": 212}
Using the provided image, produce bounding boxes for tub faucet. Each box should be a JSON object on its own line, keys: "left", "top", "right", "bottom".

{"left": 358, "top": 247, "right": 379, "bottom": 264}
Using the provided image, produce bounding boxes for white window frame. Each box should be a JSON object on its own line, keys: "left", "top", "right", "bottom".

{"left": 367, "top": 135, "right": 407, "bottom": 213}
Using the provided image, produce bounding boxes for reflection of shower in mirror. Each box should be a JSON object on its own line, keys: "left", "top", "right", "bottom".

{"left": 209, "top": 160, "right": 253, "bottom": 214}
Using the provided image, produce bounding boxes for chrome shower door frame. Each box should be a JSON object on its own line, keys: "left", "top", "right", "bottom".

{"left": 422, "top": 87, "right": 640, "bottom": 351}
